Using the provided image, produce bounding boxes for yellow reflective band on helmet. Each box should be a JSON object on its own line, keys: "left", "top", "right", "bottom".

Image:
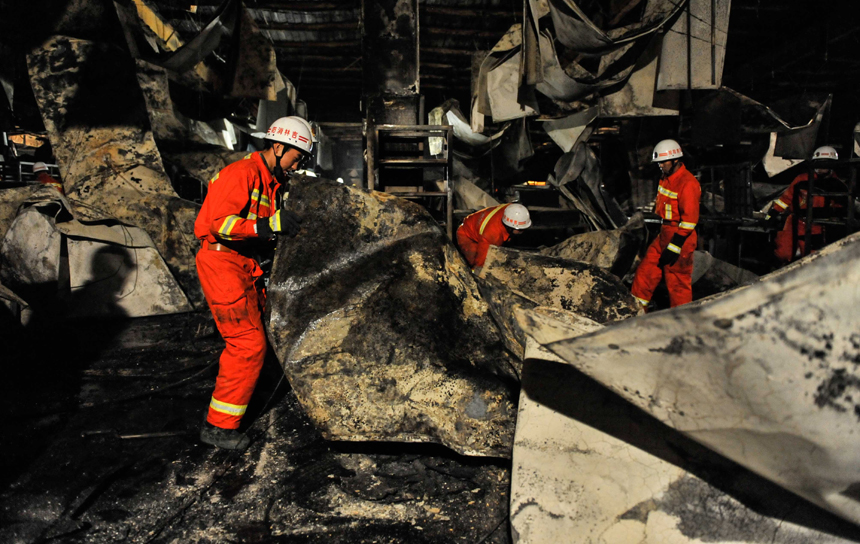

{"left": 664, "top": 204, "right": 673, "bottom": 220}
{"left": 774, "top": 198, "right": 788, "bottom": 211}
{"left": 634, "top": 296, "right": 649, "bottom": 306}
{"left": 657, "top": 185, "right": 678, "bottom": 199}
{"left": 210, "top": 397, "right": 247, "bottom": 416}
{"left": 679, "top": 221, "right": 696, "bottom": 230}
{"left": 667, "top": 243, "right": 682, "bottom": 254}
{"left": 269, "top": 213, "right": 281, "bottom": 232}
{"left": 218, "top": 215, "right": 241, "bottom": 239}
{"left": 479, "top": 204, "right": 507, "bottom": 236}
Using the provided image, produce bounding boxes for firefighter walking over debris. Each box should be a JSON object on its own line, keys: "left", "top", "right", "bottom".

{"left": 631, "top": 139, "right": 701, "bottom": 309}
{"left": 456, "top": 203, "right": 532, "bottom": 272}
{"left": 194, "top": 116, "right": 313, "bottom": 449}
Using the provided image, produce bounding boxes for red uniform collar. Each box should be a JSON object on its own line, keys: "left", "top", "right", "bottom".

{"left": 251, "top": 151, "right": 278, "bottom": 190}
{"left": 663, "top": 163, "right": 690, "bottom": 184}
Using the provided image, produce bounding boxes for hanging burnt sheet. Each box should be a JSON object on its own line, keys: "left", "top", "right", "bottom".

{"left": 473, "top": 0, "right": 685, "bottom": 120}
{"left": 656, "top": 0, "right": 731, "bottom": 91}
{"left": 266, "top": 177, "right": 519, "bottom": 458}
{"left": 549, "top": 142, "right": 628, "bottom": 230}
{"left": 692, "top": 88, "right": 831, "bottom": 162}
{"left": 528, "top": 231, "right": 860, "bottom": 526}
{"left": 114, "top": 0, "right": 284, "bottom": 100}
{"left": 598, "top": 32, "right": 681, "bottom": 117}
{"left": 26, "top": 36, "right": 204, "bottom": 308}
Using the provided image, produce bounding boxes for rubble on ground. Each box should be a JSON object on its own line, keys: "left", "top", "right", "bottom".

{"left": 540, "top": 212, "right": 644, "bottom": 278}
{"left": 692, "top": 250, "right": 759, "bottom": 297}
{"left": 517, "top": 231, "right": 860, "bottom": 527}
{"left": 510, "top": 307, "right": 860, "bottom": 543}
{"left": 265, "top": 176, "right": 520, "bottom": 458}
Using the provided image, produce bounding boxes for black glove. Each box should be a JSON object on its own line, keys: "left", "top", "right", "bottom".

{"left": 764, "top": 212, "right": 784, "bottom": 230}
{"left": 257, "top": 208, "right": 302, "bottom": 239}
{"left": 658, "top": 233, "right": 687, "bottom": 267}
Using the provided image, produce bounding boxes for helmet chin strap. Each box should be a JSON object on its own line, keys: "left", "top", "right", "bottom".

{"left": 272, "top": 145, "right": 291, "bottom": 186}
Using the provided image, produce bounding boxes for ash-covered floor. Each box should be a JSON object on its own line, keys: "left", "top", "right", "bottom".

{"left": 1, "top": 313, "right": 511, "bottom": 543}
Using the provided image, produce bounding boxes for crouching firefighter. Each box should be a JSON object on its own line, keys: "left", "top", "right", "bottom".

{"left": 194, "top": 116, "right": 313, "bottom": 449}
{"left": 456, "top": 203, "right": 531, "bottom": 273}
{"left": 631, "top": 139, "right": 701, "bottom": 309}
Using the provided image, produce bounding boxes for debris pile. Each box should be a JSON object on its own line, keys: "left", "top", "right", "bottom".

{"left": 266, "top": 176, "right": 520, "bottom": 458}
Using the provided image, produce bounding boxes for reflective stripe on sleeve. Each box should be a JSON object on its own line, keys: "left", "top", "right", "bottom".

{"left": 667, "top": 243, "right": 682, "bottom": 254}
{"left": 773, "top": 198, "right": 789, "bottom": 210}
{"left": 218, "top": 215, "right": 241, "bottom": 239}
{"left": 657, "top": 185, "right": 678, "bottom": 198}
{"left": 633, "top": 296, "right": 650, "bottom": 306}
{"left": 210, "top": 397, "right": 247, "bottom": 416}
{"left": 247, "top": 212, "right": 257, "bottom": 220}
{"left": 250, "top": 188, "right": 260, "bottom": 203}
{"left": 679, "top": 221, "right": 696, "bottom": 230}
{"left": 479, "top": 204, "right": 508, "bottom": 236}
{"left": 269, "top": 213, "right": 281, "bottom": 232}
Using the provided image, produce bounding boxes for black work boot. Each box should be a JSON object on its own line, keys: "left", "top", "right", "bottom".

{"left": 200, "top": 421, "right": 250, "bottom": 450}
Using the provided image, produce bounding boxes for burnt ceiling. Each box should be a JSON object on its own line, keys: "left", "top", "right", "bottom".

{"left": 149, "top": 0, "right": 521, "bottom": 122}
{"left": 1, "top": 0, "right": 858, "bottom": 140}
{"left": 137, "top": 0, "right": 860, "bottom": 136}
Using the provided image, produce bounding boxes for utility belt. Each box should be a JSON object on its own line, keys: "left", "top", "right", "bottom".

{"left": 203, "top": 239, "right": 249, "bottom": 257}
{"left": 202, "top": 239, "right": 275, "bottom": 286}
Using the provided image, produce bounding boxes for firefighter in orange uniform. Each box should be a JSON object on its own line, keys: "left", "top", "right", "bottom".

{"left": 631, "top": 139, "right": 700, "bottom": 309}
{"left": 194, "top": 116, "right": 313, "bottom": 449}
{"left": 456, "top": 203, "right": 531, "bottom": 272}
{"left": 33, "top": 162, "right": 64, "bottom": 195}
{"left": 765, "top": 146, "right": 847, "bottom": 263}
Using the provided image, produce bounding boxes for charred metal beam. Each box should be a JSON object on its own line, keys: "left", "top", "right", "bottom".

{"left": 362, "top": 0, "right": 420, "bottom": 125}
{"left": 423, "top": 6, "right": 519, "bottom": 18}
{"left": 257, "top": 21, "right": 358, "bottom": 31}
{"left": 270, "top": 39, "right": 360, "bottom": 48}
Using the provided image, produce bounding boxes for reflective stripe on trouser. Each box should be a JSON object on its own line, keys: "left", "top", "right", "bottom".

{"left": 630, "top": 228, "right": 696, "bottom": 308}
{"left": 196, "top": 249, "right": 267, "bottom": 429}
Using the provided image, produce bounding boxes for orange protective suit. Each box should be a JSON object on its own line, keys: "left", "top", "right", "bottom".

{"left": 194, "top": 152, "right": 280, "bottom": 429}
{"left": 771, "top": 172, "right": 846, "bottom": 263}
{"left": 456, "top": 204, "right": 512, "bottom": 269}
{"left": 631, "top": 164, "right": 701, "bottom": 308}
{"left": 37, "top": 171, "right": 64, "bottom": 195}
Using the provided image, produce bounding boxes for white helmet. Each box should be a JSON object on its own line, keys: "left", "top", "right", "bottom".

{"left": 33, "top": 162, "right": 48, "bottom": 173}
{"left": 812, "top": 145, "right": 838, "bottom": 161}
{"left": 502, "top": 203, "right": 531, "bottom": 229}
{"left": 652, "top": 139, "right": 683, "bottom": 162}
{"left": 264, "top": 116, "right": 314, "bottom": 154}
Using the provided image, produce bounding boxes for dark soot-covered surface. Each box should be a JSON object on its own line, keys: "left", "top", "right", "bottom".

{"left": 0, "top": 313, "right": 511, "bottom": 543}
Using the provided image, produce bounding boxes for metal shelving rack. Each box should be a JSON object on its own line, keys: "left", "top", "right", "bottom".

{"left": 367, "top": 124, "right": 454, "bottom": 238}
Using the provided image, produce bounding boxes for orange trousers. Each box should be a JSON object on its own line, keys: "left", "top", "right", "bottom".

{"left": 196, "top": 248, "right": 267, "bottom": 429}
{"left": 773, "top": 217, "right": 824, "bottom": 263}
{"left": 631, "top": 229, "right": 696, "bottom": 308}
